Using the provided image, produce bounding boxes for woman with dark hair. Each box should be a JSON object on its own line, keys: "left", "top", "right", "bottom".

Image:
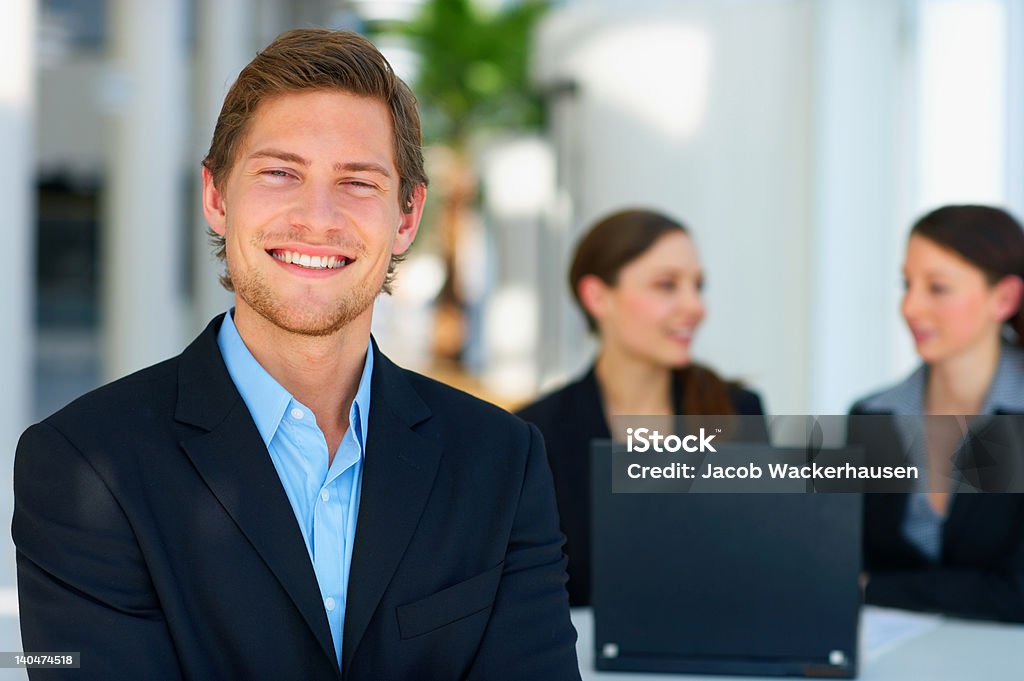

{"left": 850, "top": 204, "right": 1024, "bottom": 622}
{"left": 517, "top": 208, "right": 765, "bottom": 607}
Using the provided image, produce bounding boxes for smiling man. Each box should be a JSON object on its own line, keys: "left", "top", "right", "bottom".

{"left": 13, "top": 30, "right": 579, "bottom": 681}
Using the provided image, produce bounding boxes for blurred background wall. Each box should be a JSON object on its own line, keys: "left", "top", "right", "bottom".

{"left": 533, "top": 0, "right": 1023, "bottom": 414}
{"left": 0, "top": 0, "right": 1022, "bottom": 667}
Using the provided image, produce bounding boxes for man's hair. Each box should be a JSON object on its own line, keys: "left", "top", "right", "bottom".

{"left": 203, "top": 29, "right": 428, "bottom": 293}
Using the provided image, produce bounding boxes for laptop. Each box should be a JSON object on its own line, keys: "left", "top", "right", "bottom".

{"left": 590, "top": 440, "right": 862, "bottom": 677}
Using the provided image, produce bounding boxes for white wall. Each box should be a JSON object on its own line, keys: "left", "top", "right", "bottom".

{"left": 101, "top": 0, "right": 189, "bottom": 380}
{"left": 536, "top": 0, "right": 817, "bottom": 413}
{"left": 0, "top": 0, "right": 36, "bottom": 591}
{"left": 809, "top": 0, "right": 909, "bottom": 414}
{"left": 534, "top": 0, "right": 1021, "bottom": 414}
{"left": 1010, "top": 0, "right": 1024, "bottom": 219}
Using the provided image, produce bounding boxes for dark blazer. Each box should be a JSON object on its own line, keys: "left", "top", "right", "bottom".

{"left": 849, "top": 400, "right": 1024, "bottom": 623}
{"left": 13, "top": 315, "right": 581, "bottom": 680}
{"left": 516, "top": 366, "right": 765, "bottom": 607}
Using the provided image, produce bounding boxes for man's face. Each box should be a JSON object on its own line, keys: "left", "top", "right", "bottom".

{"left": 203, "top": 89, "right": 425, "bottom": 337}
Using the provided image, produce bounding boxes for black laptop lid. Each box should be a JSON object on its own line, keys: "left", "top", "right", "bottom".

{"left": 591, "top": 440, "right": 862, "bottom": 677}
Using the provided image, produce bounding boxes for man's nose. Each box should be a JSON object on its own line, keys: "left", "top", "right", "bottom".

{"left": 295, "top": 180, "right": 342, "bottom": 232}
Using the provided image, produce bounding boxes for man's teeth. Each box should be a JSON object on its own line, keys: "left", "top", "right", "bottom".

{"left": 270, "top": 250, "right": 348, "bottom": 269}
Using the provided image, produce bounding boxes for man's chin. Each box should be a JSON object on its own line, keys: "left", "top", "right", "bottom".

{"left": 230, "top": 265, "right": 386, "bottom": 338}
{"left": 265, "top": 306, "right": 367, "bottom": 337}
{"left": 235, "top": 294, "right": 371, "bottom": 338}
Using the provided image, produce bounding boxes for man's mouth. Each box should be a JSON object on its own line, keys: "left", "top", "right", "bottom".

{"left": 268, "top": 249, "right": 350, "bottom": 270}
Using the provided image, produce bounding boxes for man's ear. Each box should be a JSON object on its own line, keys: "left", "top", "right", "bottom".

{"left": 993, "top": 274, "right": 1024, "bottom": 322}
{"left": 577, "top": 274, "right": 610, "bottom": 322}
{"left": 392, "top": 183, "right": 427, "bottom": 256}
{"left": 202, "top": 166, "right": 228, "bottom": 237}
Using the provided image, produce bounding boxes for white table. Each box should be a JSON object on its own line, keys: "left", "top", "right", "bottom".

{"left": 573, "top": 607, "right": 1023, "bottom": 680}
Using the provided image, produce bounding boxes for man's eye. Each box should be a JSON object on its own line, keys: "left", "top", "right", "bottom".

{"left": 263, "top": 169, "right": 294, "bottom": 179}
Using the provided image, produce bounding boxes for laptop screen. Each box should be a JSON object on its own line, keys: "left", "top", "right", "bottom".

{"left": 590, "top": 440, "right": 862, "bottom": 677}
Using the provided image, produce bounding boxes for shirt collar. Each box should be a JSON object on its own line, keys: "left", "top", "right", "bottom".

{"left": 350, "top": 335, "right": 374, "bottom": 449}
{"left": 861, "top": 364, "right": 926, "bottom": 415}
{"left": 862, "top": 343, "right": 1024, "bottom": 415}
{"left": 217, "top": 309, "right": 374, "bottom": 447}
{"left": 981, "top": 344, "right": 1024, "bottom": 413}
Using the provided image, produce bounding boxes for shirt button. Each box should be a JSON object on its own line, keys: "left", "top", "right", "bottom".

{"left": 320, "top": 489, "right": 330, "bottom": 502}
{"left": 325, "top": 597, "right": 336, "bottom": 612}
{"left": 290, "top": 408, "right": 304, "bottom": 420}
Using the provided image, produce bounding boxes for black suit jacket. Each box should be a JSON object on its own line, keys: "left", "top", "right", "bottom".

{"left": 13, "top": 316, "right": 581, "bottom": 680}
{"left": 848, "top": 403, "right": 1024, "bottom": 623}
{"left": 516, "top": 366, "right": 765, "bottom": 606}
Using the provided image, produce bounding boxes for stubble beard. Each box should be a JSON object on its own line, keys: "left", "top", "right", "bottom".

{"left": 229, "top": 257, "right": 385, "bottom": 338}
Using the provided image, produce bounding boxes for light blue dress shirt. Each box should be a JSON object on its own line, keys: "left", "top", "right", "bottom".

{"left": 217, "top": 310, "right": 371, "bottom": 666}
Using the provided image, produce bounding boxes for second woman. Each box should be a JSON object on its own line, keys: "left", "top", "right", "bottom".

{"left": 518, "top": 208, "right": 765, "bottom": 607}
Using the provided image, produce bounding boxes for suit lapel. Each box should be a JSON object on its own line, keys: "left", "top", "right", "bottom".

{"left": 342, "top": 346, "right": 441, "bottom": 672}
{"left": 174, "top": 316, "right": 340, "bottom": 675}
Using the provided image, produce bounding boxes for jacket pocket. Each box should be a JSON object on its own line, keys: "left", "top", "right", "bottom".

{"left": 396, "top": 562, "right": 503, "bottom": 639}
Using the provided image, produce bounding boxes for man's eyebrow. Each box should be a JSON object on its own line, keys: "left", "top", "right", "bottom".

{"left": 335, "top": 161, "right": 393, "bottom": 179}
{"left": 247, "top": 149, "right": 310, "bottom": 166}
{"left": 246, "top": 151, "right": 392, "bottom": 179}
